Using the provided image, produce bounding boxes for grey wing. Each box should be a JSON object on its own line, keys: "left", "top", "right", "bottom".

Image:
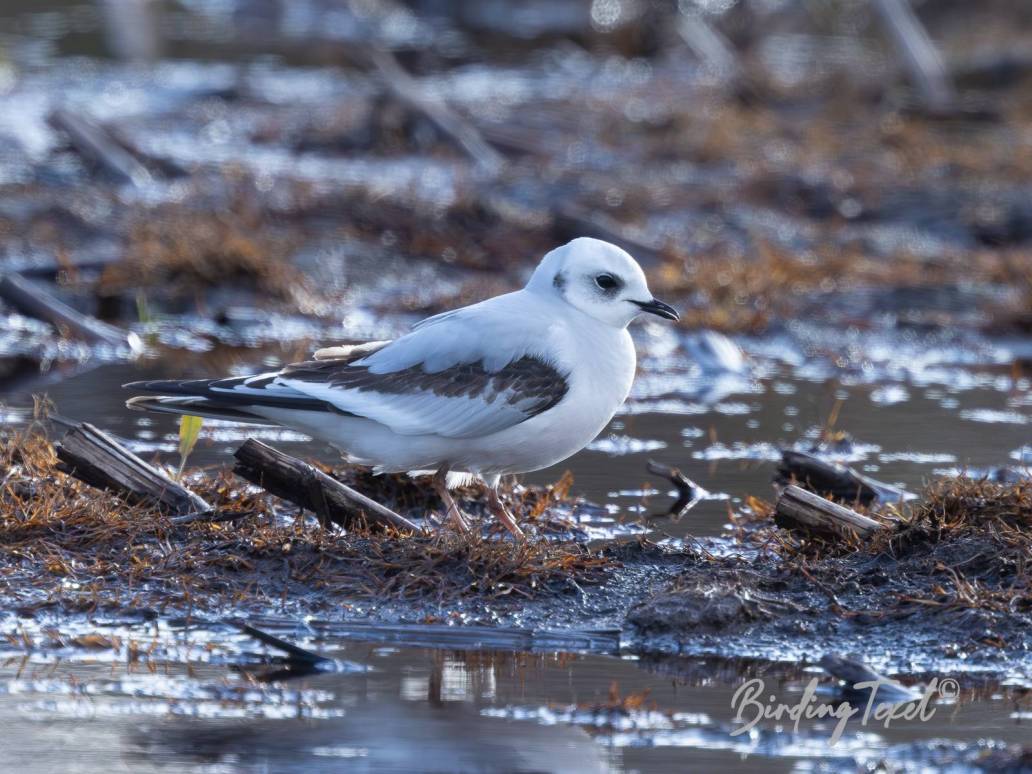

{"left": 277, "top": 354, "right": 569, "bottom": 438}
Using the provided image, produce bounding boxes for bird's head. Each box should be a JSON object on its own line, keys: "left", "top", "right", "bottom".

{"left": 527, "top": 237, "right": 679, "bottom": 328}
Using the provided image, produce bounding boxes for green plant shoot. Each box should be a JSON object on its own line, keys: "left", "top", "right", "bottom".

{"left": 177, "top": 415, "right": 203, "bottom": 481}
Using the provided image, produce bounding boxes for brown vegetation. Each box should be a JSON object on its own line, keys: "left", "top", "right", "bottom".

{"left": 0, "top": 432, "right": 611, "bottom": 616}
{"left": 99, "top": 209, "right": 310, "bottom": 308}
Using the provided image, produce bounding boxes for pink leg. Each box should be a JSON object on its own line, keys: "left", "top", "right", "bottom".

{"left": 486, "top": 485, "right": 525, "bottom": 540}
{"left": 432, "top": 467, "right": 470, "bottom": 535}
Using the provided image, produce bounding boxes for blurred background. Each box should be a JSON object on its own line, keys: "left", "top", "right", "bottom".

{"left": 2, "top": 3, "right": 1032, "bottom": 771}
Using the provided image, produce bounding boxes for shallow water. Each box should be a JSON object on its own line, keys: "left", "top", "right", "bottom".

{"left": 0, "top": 616, "right": 1029, "bottom": 774}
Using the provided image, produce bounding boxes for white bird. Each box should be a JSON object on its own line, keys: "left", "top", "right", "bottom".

{"left": 125, "top": 237, "right": 679, "bottom": 538}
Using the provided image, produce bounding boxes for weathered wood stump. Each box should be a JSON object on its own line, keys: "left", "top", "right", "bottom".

{"left": 56, "top": 422, "right": 210, "bottom": 516}
{"left": 233, "top": 439, "right": 421, "bottom": 533}
{"left": 774, "top": 484, "right": 885, "bottom": 541}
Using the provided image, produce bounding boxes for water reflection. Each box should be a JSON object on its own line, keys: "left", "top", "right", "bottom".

{"left": 1, "top": 627, "right": 1027, "bottom": 774}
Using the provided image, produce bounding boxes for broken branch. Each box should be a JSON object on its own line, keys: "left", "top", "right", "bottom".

{"left": 232, "top": 439, "right": 421, "bottom": 533}
{"left": 48, "top": 107, "right": 154, "bottom": 187}
{"left": 775, "top": 449, "right": 911, "bottom": 507}
{"left": 646, "top": 459, "right": 703, "bottom": 519}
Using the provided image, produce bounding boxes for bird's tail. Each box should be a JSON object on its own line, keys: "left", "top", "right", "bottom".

{"left": 125, "top": 395, "right": 278, "bottom": 425}
{"left": 124, "top": 374, "right": 339, "bottom": 426}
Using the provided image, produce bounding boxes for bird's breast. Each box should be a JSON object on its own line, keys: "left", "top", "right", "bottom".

{"left": 556, "top": 325, "right": 636, "bottom": 430}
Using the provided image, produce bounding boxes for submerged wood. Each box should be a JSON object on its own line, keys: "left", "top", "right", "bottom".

{"left": 819, "top": 652, "right": 918, "bottom": 701}
{"left": 233, "top": 439, "right": 421, "bottom": 533}
{"left": 0, "top": 273, "right": 141, "bottom": 351}
{"left": 56, "top": 422, "right": 211, "bottom": 516}
{"left": 368, "top": 48, "right": 505, "bottom": 174}
{"left": 819, "top": 652, "right": 885, "bottom": 685}
{"left": 775, "top": 449, "right": 911, "bottom": 507}
{"left": 774, "top": 484, "right": 884, "bottom": 541}
{"left": 306, "top": 621, "right": 622, "bottom": 655}
{"left": 48, "top": 108, "right": 154, "bottom": 187}
{"left": 232, "top": 621, "right": 333, "bottom": 665}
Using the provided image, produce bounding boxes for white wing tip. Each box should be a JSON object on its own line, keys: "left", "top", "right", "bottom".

{"left": 314, "top": 340, "right": 391, "bottom": 361}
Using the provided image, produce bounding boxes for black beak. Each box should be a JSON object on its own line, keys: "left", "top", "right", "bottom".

{"left": 631, "top": 297, "right": 680, "bottom": 321}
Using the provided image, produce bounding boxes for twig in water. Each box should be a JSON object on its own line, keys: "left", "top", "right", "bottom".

{"left": 230, "top": 621, "right": 334, "bottom": 675}
{"left": 646, "top": 459, "right": 703, "bottom": 519}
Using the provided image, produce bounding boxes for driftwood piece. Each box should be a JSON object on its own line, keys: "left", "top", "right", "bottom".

{"left": 0, "top": 273, "right": 141, "bottom": 351}
{"left": 872, "top": 0, "right": 955, "bottom": 112}
{"left": 48, "top": 107, "right": 154, "bottom": 187}
{"left": 819, "top": 652, "right": 885, "bottom": 685}
{"left": 676, "top": 12, "right": 738, "bottom": 78}
{"left": 233, "top": 439, "right": 421, "bottom": 533}
{"left": 775, "top": 449, "right": 911, "bottom": 507}
{"left": 368, "top": 49, "right": 505, "bottom": 174}
{"left": 774, "top": 484, "right": 884, "bottom": 541}
{"left": 56, "top": 422, "right": 211, "bottom": 516}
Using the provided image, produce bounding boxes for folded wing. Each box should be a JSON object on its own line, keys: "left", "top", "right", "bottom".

{"left": 278, "top": 353, "right": 567, "bottom": 438}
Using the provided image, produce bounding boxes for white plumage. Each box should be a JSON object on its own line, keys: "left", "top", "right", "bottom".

{"left": 126, "top": 237, "right": 679, "bottom": 537}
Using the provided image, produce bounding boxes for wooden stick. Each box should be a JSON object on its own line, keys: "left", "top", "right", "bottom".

{"left": 676, "top": 12, "right": 738, "bottom": 78}
{"left": 56, "top": 422, "right": 211, "bottom": 516}
{"left": 819, "top": 652, "right": 917, "bottom": 701}
{"left": 774, "top": 484, "right": 884, "bottom": 541}
{"left": 48, "top": 107, "right": 154, "bottom": 187}
{"left": 819, "top": 653, "right": 885, "bottom": 685}
{"left": 368, "top": 49, "right": 505, "bottom": 174}
{"left": 0, "top": 273, "right": 141, "bottom": 351}
{"left": 232, "top": 439, "right": 421, "bottom": 533}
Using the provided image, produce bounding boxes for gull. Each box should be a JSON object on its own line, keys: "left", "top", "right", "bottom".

{"left": 125, "top": 237, "right": 679, "bottom": 539}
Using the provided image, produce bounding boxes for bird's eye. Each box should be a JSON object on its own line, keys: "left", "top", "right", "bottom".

{"left": 595, "top": 273, "right": 619, "bottom": 291}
